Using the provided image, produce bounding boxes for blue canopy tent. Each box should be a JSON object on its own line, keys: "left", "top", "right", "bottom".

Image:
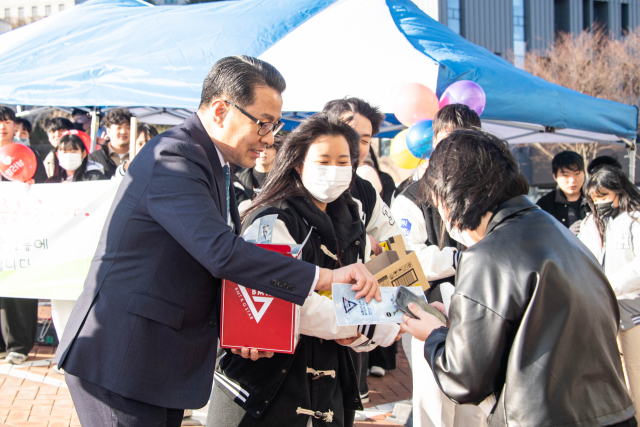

{"left": 0, "top": 0, "right": 636, "bottom": 174}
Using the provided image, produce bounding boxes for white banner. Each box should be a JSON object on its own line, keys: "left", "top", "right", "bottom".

{"left": 0, "top": 180, "right": 118, "bottom": 300}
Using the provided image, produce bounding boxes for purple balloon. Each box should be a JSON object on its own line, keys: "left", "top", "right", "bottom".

{"left": 439, "top": 80, "right": 486, "bottom": 116}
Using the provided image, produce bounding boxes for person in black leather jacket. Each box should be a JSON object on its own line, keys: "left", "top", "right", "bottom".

{"left": 400, "top": 129, "right": 636, "bottom": 427}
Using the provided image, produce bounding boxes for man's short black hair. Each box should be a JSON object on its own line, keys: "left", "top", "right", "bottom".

{"left": 15, "top": 118, "right": 32, "bottom": 134}
{"left": 45, "top": 117, "right": 75, "bottom": 133}
{"left": 0, "top": 106, "right": 16, "bottom": 122}
{"left": 322, "top": 97, "right": 385, "bottom": 137}
{"left": 588, "top": 155, "right": 623, "bottom": 175}
{"left": 552, "top": 151, "right": 584, "bottom": 176}
{"left": 71, "top": 108, "right": 87, "bottom": 118}
{"left": 432, "top": 104, "right": 481, "bottom": 138}
{"left": 103, "top": 108, "right": 132, "bottom": 128}
{"left": 424, "top": 129, "right": 529, "bottom": 231}
{"left": 199, "top": 56, "right": 286, "bottom": 109}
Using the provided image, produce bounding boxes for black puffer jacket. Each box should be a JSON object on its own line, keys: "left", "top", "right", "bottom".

{"left": 214, "top": 194, "right": 367, "bottom": 427}
{"left": 234, "top": 167, "right": 269, "bottom": 205}
{"left": 425, "top": 195, "right": 634, "bottom": 426}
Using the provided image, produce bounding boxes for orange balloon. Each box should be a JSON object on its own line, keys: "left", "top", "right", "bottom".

{"left": 394, "top": 83, "right": 440, "bottom": 127}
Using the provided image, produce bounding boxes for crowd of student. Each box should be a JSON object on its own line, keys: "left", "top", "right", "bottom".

{"left": 2, "top": 53, "right": 640, "bottom": 427}
{"left": 0, "top": 106, "right": 158, "bottom": 369}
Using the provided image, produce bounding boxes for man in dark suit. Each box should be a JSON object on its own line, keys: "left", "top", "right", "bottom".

{"left": 54, "top": 56, "right": 380, "bottom": 427}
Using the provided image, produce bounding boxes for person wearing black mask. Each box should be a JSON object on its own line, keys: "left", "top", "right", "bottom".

{"left": 580, "top": 165, "right": 640, "bottom": 423}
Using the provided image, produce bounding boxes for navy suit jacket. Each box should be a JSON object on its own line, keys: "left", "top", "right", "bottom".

{"left": 54, "top": 113, "right": 316, "bottom": 409}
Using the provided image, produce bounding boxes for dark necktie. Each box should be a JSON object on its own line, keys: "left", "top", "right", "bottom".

{"left": 222, "top": 164, "right": 232, "bottom": 229}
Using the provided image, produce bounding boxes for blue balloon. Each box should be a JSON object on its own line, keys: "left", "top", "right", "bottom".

{"left": 406, "top": 120, "right": 434, "bottom": 159}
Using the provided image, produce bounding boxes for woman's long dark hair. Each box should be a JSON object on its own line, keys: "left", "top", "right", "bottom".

{"left": 586, "top": 165, "right": 640, "bottom": 243}
{"left": 50, "top": 135, "right": 89, "bottom": 182}
{"left": 241, "top": 113, "right": 360, "bottom": 223}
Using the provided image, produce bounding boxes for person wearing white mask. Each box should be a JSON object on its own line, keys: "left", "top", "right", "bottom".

{"left": 208, "top": 114, "right": 400, "bottom": 427}
{"left": 13, "top": 117, "right": 32, "bottom": 146}
{"left": 45, "top": 134, "right": 106, "bottom": 183}
{"left": 322, "top": 98, "right": 402, "bottom": 395}
{"left": 44, "top": 134, "right": 107, "bottom": 374}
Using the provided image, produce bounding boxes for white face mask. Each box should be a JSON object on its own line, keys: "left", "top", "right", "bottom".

{"left": 438, "top": 206, "right": 477, "bottom": 247}
{"left": 301, "top": 164, "right": 352, "bottom": 204}
{"left": 58, "top": 152, "right": 84, "bottom": 172}
{"left": 13, "top": 136, "right": 30, "bottom": 146}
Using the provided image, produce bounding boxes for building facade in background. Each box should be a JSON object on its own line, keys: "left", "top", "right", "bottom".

{"left": 0, "top": 17, "right": 10, "bottom": 33}
{"left": 1, "top": 0, "right": 81, "bottom": 27}
{"left": 414, "top": 0, "right": 640, "bottom": 66}
{"left": 0, "top": 0, "right": 187, "bottom": 27}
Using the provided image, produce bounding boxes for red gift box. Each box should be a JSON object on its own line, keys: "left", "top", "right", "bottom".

{"left": 220, "top": 243, "right": 304, "bottom": 354}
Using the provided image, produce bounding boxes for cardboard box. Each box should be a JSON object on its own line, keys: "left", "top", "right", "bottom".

{"left": 220, "top": 242, "right": 303, "bottom": 354}
{"left": 365, "top": 250, "right": 430, "bottom": 291}
{"left": 379, "top": 235, "right": 407, "bottom": 257}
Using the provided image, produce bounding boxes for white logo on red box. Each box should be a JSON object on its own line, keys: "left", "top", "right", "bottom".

{"left": 237, "top": 285, "right": 273, "bottom": 323}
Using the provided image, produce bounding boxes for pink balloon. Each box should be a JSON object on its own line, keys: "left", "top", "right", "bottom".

{"left": 394, "top": 83, "right": 440, "bottom": 127}
{"left": 438, "top": 80, "right": 486, "bottom": 116}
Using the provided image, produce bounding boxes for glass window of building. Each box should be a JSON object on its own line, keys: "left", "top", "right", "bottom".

{"left": 45, "top": 5, "right": 51, "bottom": 15}
{"left": 583, "top": 0, "right": 591, "bottom": 30}
{"left": 447, "top": 0, "right": 461, "bottom": 35}
{"left": 4, "top": 8, "right": 9, "bottom": 19}
{"left": 32, "top": 6, "right": 37, "bottom": 16}
{"left": 593, "top": 1, "right": 609, "bottom": 31}
{"left": 554, "top": 0, "right": 571, "bottom": 35}
{"left": 59, "top": 4, "right": 65, "bottom": 11}
{"left": 622, "top": 3, "right": 629, "bottom": 36}
{"left": 513, "top": 0, "right": 525, "bottom": 68}
{"left": 18, "top": 7, "right": 24, "bottom": 19}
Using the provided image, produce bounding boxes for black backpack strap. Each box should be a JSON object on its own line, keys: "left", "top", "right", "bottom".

{"left": 351, "top": 176, "right": 376, "bottom": 228}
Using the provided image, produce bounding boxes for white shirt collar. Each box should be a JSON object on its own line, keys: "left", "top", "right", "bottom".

{"left": 214, "top": 145, "right": 228, "bottom": 168}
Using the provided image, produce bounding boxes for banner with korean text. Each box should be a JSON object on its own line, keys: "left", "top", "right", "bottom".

{"left": 0, "top": 181, "right": 118, "bottom": 300}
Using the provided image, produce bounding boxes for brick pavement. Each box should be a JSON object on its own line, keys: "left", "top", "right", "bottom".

{"left": 354, "top": 348, "right": 411, "bottom": 426}
{"left": 0, "top": 343, "right": 411, "bottom": 426}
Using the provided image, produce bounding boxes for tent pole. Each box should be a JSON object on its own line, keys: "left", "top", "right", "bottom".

{"left": 630, "top": 139, "right": 637, "bottom": 184}
{"left": 622, "top": 137, "right": 637, "bottom": 183}
{"left": 90, "top": 107, "right": 100, "bottom": 153}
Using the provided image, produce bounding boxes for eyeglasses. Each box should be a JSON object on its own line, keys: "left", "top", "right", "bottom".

{"left": 225, "top": 100, "right": 284, "bottom": 136}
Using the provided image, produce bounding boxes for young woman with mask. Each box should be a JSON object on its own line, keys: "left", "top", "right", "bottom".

{"left": 44, "top": 134, "right": 107, "bottom": 373}
{"left": 207, "top": 114, "right": 400, "bottom": 427}
{"left": 579, "top": 165, "right": 640, "bottom": 422}
{"left": 45, "top": 134, "right": 106, "bottom": 183}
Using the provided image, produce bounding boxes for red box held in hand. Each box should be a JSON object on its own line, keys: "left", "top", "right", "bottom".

{"left": 220, "top": 243, "right": 304, "bottom": 354}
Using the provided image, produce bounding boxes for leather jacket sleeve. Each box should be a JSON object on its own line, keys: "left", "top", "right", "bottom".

{"left": 424, "top": 292, "right": 514, "bottom": 406}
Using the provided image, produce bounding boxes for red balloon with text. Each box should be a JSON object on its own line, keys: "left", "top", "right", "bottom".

{"left": 0, "top": 143, "right": 37, "bottom": 182}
